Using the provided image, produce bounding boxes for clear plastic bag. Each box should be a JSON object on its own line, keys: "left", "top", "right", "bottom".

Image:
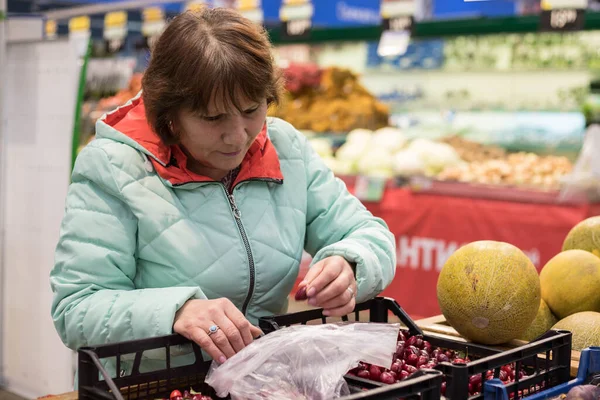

{"left": 559, "top": 124, "right": 600, "bottom": 203}
{"left": 205, "top": 322, "right": 400, "bottom": 400}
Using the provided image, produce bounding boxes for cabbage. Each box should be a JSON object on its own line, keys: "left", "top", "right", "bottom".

{"left": 308, "top": 138, "right": 333, "bottom": 159}
{"left": 346, "top": 129, "right": 373, "bottom": 146}
{"left": 357, "top": 147, "right": 394, "bottom": 178}
{"left": 325, "top": 158, "right": 356, "bottom": 176}
{"left": 406, "top": 139, "right": 463, "bottom": 176}
{"left": 372, "top": 127, "right": 407, "bottom": 153}
{"left": 393, "top": 150, "right": 426, "bottom": 177}
{"left": 336, "top": 141, "right": 367, "bottom": 163}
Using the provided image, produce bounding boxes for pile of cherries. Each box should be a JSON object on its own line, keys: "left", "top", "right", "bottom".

{"left": 348, "top": 330, "right": 530, "bottom": 397}
{"left": 165, "top": 389, "right": 213, "bottom": 400}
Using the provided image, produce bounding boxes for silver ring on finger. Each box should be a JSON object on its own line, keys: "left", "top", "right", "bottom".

{"left": 347, "top": 286, "right": 355, "bottom": 298}
{"left": 207, "top": 324, "right": 220, "bottom": 337}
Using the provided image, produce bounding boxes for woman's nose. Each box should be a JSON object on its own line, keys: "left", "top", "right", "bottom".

{"left": 222, "top": 119, "right": 247, "bottom": 147}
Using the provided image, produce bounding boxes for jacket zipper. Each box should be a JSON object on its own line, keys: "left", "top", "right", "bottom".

{"left": 174, "top": 178, "right": 284, "bottom": 314}
{"left": 224, "top": 186, "right": 256, "bottom": 315}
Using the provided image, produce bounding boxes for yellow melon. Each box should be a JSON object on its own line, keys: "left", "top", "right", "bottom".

{"left": 437, "top": 241, "right": 541, "bottom": 345}
{"left": 552, "top": 312, "right": 600, "bottom": 351}
{"left": 540, "top": 250, "right": 600, "bottom": 319}
{"left": 519, "top": 299, "right": 558, "bottom": 341}
{"left": 563, "top": 216, "right": 600, "bottom": 257}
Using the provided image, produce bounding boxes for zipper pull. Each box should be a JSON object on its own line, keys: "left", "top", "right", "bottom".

{"left": 228, "top": 194, "right": 242, "bottom": 219}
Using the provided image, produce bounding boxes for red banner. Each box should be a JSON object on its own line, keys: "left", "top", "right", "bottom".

{"left": 295, "top": 187, "right": 600, "bottom": 320}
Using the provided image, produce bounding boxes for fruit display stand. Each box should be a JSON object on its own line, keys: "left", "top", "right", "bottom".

{"left": 293, "top": 179, "right": 600, "bottom": 321}
{"left": 415, "top": 314, "right": 582, "bottom": 378}
{"left": 259, "top": 297, "right": 574, "bottom": 400}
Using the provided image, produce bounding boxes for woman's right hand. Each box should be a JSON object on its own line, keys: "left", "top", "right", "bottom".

{"left": 173, "top": 298, "right": 263, "bottom": 364}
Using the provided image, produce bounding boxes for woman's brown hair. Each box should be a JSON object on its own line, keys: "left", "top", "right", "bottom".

{"left": 142, "top": 7, "right": 282, "bottom": 145}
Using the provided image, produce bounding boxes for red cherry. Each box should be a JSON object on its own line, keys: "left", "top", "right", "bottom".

{"left": 417, "top": 356, "right": 429, "bottom": 367}
{"left": 369, "top": 365, "right": 382, "bottom": 381}
{"left": 423, "top": 341, "right": 432, "bottom": 354}
{"left": 406, "top": 354, "right": 419, "bottom": 366}
{"left": 437, "top": 353, "right": 450, "bottom": 363}
{"left": 441, "top": 382, "right": 447, "bottom": 395}
{"left": 294, "top": 286, "right": 308, "bottom": 301}
{"left": 404, "top": 365, "right": 418, "bottom": 375}
{"left": 380, "top": 372, "right": 396, "bottom": 385}
{"left": 357, "top": 369, "right": 370, "bottom": 379}
{"left": 170, "top": 391, "right": 182, "bottom": 400}
{"left": 399, "top": 370, "right": 410, "bottom": 380}
{"left": 499, "top": 370, "right": 508, "bottom": 382}
{"left": 470, "top": 374, "right": 482, "bottom": 386}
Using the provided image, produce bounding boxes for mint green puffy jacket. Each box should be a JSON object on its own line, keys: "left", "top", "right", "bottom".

{"left": 50, "top": 95, "right": 396, "bottom": 367}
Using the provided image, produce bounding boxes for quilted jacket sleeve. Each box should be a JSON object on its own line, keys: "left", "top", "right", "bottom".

{"left": 50, "top": 145, "right": 205, "bottom": 351}
{"left": 301, "top": 134, "right": 397, "bottom": 303}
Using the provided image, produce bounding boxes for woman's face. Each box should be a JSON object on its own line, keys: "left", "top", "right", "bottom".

{"left": 176, "top": 97, "right": 268, "bottom": 180}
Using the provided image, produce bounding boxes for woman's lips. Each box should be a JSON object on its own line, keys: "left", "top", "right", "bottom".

{"left": 221, "top": 150, "right": 242, "bottom": 157}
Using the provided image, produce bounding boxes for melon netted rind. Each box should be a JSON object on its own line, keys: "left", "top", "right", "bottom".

{"left": 437, "top": 240, "right": 541, "bottom": 345}
{"left": 562, "top": 216, "right": 600, "bottom": 258}
{"left": 519, "top": 299, "right": 558, "bottom": 342}
{"left": 552, "top": 311, "right": 600, "bottom": 351}
{"left": 540, "top": 249, "right": 600, "bottom": 320}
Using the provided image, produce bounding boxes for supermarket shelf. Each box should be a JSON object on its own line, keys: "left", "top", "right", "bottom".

{"left": 268, "top": 11, "right": 600, "bottom": 44}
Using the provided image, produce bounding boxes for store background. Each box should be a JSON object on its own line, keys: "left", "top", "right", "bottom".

{"left": 1, "top": 0, "right": 600, "bottom": 398}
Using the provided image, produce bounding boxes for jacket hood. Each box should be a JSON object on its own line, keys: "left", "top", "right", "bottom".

{"left": 95, "top": 92, "right": 284, "bottom": 186}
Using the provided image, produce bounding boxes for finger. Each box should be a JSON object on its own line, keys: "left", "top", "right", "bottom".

{"left": 300, "top": 259, "right": 326, "bottom": 288}
{"left": 250, "top": 324, "right": 263, "bottom": 338}
{"left": 318, "top": 287, "right": 354, "bottom": 310}
{"left": 323, "top": 297, "right": 356, "bottom": 317}
{"left": 224, "top": 304, "right": 254, "bottom": 346}
{"left": 306, "top": 259, "right": 344, "bottom": 297}
{"left": 313, "top": 271, "right": 354, "bottom": 305}
{"left": 215, "top": 315, "right": 246, "bottom": 353}
{"left": 190, "top": 329, "right": 227, "bottom": 364}
{"left": 208, "top": 327, "right": 236, "bottom": 359}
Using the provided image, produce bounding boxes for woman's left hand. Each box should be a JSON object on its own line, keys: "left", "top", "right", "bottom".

{"left": 299, "top": 256, "right": 357, "bottom": 317}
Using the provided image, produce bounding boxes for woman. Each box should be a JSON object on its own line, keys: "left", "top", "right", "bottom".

{"left": 50, "top": 7, "right": 396, "bottom": 369}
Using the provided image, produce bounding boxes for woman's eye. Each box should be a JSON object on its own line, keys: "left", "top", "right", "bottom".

{"left": 245, "top": 107, "right": 259, "bottom": 115}
{"left": 203, "top": 115, "right": 222, "bottom": 122}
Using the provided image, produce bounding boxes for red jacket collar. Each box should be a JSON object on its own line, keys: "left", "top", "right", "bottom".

{"left": 102, "top": 96, "right": 284, "bottom": 187}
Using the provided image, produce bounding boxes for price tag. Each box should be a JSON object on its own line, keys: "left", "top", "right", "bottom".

{"left": 45, "top": 19, "right": 57, "bottom": 39}
{"left": 104, "top": 11, "right": 127, "bottom": 39}
{"left": 379, "top": 0, "right": 414, "bottom": 57}
{"left": 409, "top": 176, "right": 433, "bottom": 192}
{"left": 69, "top": 16, "right": 90, "bottom": 34}
{"left": 354, "top": 176, "right": 387, "bottom": 202}
{"left": 540, "top": 0, "right": 587, "bottom": 31}
{"left": 236, "top": 0, "right": 264, "bottom": 25}
{"left": 280, "top": 0, "right": 313, "bottom": 40}
{"left": 142, "top": 7, "right": 166, "bottom": 38}
{"left": 185, "top": 1, "right": 207, "bottom": 12}
{"left": 103, "top": 11, "right": 127, "bottom": 53}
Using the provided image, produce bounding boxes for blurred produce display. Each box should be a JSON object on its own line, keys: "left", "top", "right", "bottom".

{"left": 309, "top": 130, "right": 574, "bottom": 191}
{"left": 270, "top": 63, "right": 390, "bottom": 133}
{"left": 437, "top": 153, "right": 573, "bottom": 189}
{"left": 77, "top": 72, "right": 143, "bottom": 156}
{"left": 444, "top": 32, "right": 600, "bottom": 71}
{"left": 439, "top": 136, "right": 506, "bottom": 163}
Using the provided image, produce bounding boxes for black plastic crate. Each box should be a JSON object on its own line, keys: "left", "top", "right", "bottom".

{"left": 259, "top": 297, "right": 573, "bottom": 400}
{"left": 78, "top": 330, "right": 444, "bottom": 400}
